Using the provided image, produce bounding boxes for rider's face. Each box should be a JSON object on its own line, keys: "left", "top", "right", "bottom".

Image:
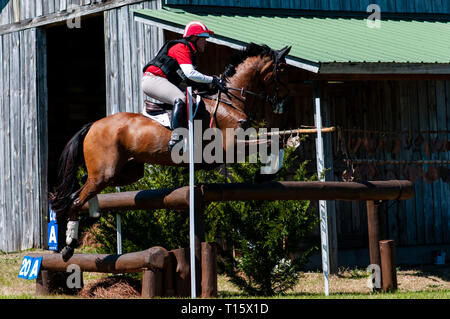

{"left": 196, "top": 37, "right": 207, "bottom": 52}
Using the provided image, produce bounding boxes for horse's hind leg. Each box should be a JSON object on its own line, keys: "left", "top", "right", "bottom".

{"left": 62, "top": 156, "right": 126, "bottom": 261}
{"left": 62, "top": 176, "right": 116, "bottom": 261}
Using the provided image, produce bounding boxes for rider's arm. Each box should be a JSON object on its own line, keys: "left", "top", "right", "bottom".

{"left": 180, "top": 64, "right": 213, "bottom": 83}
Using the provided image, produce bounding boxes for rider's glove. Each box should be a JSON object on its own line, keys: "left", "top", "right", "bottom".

{"left": 212, "top": 75, "right": 228, "bottom": 92}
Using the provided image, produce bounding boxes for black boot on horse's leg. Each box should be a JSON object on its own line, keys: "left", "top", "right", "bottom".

{"left": 168, "top": 98, "right": 187, "bottom": 151}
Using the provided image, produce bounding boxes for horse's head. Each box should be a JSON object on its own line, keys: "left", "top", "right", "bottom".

{"left": 258, "top": 45, "right": 291, "bottom": 114}
{"left": 222, "top": 43, "right": 292, "bottom": 118}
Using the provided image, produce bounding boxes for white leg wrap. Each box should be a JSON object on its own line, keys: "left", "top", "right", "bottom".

{"left": 66, "top": 220, "right": 79, "bottom": 245}
{"left": 88, "top": 196, "right": 100, "bottom": 218}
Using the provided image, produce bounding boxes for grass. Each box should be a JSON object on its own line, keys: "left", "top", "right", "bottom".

{"left": 1, "top": 249, "right": 449, "bottom": 299}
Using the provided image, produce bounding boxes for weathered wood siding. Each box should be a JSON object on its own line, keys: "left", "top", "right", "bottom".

{"left": 0, "top": 28, "right": 45, "bottom": 253}
{"left": 328, "top": 80, "right": 450, "bottom": 248}
{"left": 281, "top": 78, "right": 450, "bottom": 249}
{"left": 104, "top": 0, "right": 164, "bottom": 114}
{"left": 0, "top": 0, "right": 163, "bottom": 252}
{"left": 0, "top": 0, "right": 109, "bottom": 25}
{"left": 166, "top": 0, "right": 450, "bottom": 14}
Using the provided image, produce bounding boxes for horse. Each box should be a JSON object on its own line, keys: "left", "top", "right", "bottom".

{"left": 49, "top": 43, "right": 292, "bottom": 261}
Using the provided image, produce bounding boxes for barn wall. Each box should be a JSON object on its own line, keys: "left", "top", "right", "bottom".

{"left": 0, "top": 28, "right": 45, "bottom": 252}
{"left": 0, "top": 0, "right": 108, "bottom": 26}
{"left": 282, "top": 77, "right": 450, "bottom": 250}
{"left": 2, "top": 0, "right": 448, "bottom": 28}
{"left": 166, "top": 0, "right": 450, "bottom": 15}
{"left": 0, "top": 0, "right": 163, "bottom": 253}
{"left": 328, "top": 80, "right": 450, "bottom": 248}
{"left": 104, "top": 0, "right": 164, "bottom": 114}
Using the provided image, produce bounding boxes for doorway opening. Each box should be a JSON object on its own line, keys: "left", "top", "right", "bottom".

{"left": 46, "top": 14, "right": 106, "bottom": 190}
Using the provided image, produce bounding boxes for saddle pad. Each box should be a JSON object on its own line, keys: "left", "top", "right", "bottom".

{"left": 141, "top": 107, "right": 171, "bottom": 128}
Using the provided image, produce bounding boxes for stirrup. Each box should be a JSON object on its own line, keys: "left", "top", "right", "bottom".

{"left": 168, "top": 136, "right": 183, "bottom": 151}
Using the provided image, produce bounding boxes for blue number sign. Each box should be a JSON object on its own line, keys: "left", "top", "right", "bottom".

{"left": 18, "top": 256, "right": 42, "bottom": 280}
{"left": 48, "top": 206, "right": 58, "bottom": 251}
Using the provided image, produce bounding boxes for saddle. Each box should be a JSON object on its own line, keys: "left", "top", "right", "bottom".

{"left": 141, "top": 100, "right": 173, "bottom": 128}
{"left": 141, "top": 95, "right": 204, "bottom": 129}
{"left": 144, "top": 100, "right": 173, "bottom": 113}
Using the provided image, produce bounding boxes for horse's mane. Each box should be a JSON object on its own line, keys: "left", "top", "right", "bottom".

{"left": 222, "top": 43, "right": 276, "bottom": 80}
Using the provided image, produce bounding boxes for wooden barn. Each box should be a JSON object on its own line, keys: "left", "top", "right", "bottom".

{"left": 0, "top": 0, "right": 164, "bottom": 252}
{"left": 0, "top": 0, "right": 449, "bottom": 269}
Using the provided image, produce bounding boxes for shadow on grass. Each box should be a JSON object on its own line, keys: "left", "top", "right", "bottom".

{"left": 398, "top": 264, "right": 450, "bottom": 282}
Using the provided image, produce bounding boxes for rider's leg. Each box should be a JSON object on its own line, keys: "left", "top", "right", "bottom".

{"left": 141, "top": 74, "right": 188, "bottom": 150}
{"left": 141, "top": 73, "right": 185, "bottom": 104}
{"left": 168, "top": 98, "right": 187, "bottom": 151}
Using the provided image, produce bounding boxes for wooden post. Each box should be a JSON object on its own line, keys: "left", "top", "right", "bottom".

{"left": 201, "top": 242, "right": 217, "bottom": 298}
{"left": 36, "top": 269, "right": 81, "bottom": 296}
{"left": 172, "top": 248, "right": 191, "bottom": 297}
{"left": 379, "top": 240, "right": 397, "bottom": 292}
{"left": 36, "top": 269, "right": 51, "bottom": 295}
{"left": 163, "top": 251, "right": 176, "bottom": 297}
{"left": 367, "top": 200, "right": 382, "bottom": 267}
{"left": 141, "top": 268, "right": 163, "bottom": 298}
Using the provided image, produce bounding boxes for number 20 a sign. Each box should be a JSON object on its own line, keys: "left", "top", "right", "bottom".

{"left": 18, "top": 256, "right": 42, "bottom": 280}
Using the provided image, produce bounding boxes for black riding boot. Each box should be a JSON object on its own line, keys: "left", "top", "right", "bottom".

{"left": 168, "top": 98, "right": 187, "bottom": 151}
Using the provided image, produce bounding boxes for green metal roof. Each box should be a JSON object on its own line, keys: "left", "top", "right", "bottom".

{"left": 133, "top": 7, "right": 450, "bottom": 72}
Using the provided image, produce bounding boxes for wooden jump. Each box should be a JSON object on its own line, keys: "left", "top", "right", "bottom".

{"left": 80, "top": 180, "right": 413, "bottom": 213}
{"left": 77, "top": 180, "right": 412, "bottom": 293}
{"left": 32, "top": 245, "right": 216, "bottom": 298}
{"left": 32, "top": 180, "right": 410, "bottom": 297}
{"left": 30, "top": 246, "right": 168, "bottom": 273}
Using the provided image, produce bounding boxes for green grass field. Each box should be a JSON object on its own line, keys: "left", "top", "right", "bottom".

{"left": 1, "top": 249, "right": 449, "bottom": 299}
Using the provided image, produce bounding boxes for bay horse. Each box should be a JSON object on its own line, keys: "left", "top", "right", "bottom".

{"left": 49, "top": 43, "right": 291, "bottom": 261}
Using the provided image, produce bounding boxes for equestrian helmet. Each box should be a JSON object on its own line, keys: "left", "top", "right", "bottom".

{"left": 183, "top": 21, "right": 214, "bottom": 38}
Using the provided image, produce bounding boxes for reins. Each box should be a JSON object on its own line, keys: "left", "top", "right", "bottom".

{"left": 199, "top": 53, "right": 289, "bottom": 128}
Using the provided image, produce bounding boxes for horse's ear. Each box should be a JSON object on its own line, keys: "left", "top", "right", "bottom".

{"left": 277, "top": 46, "right": 291, "bottom": 60}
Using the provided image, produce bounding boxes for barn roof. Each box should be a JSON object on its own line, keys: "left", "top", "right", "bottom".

{"left": 133, "top": 6, "right": 450, "bottom": 74}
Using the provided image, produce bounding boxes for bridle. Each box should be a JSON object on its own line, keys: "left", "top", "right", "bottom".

{"left": 201, "top": 55, "right": 290, "bottom": 129}
{"left": 223, "top": 55, "right": 290, "bottom": 115}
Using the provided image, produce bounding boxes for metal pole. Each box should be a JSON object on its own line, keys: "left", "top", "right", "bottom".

{"left": 116, "top": 214, "right": 122, "bottom": 255}
{"left": 115, "top": 186, "right": 122, "bottom": 255}
{"left": 187, "top": 86, "right": 196, "bottom": 298}
{"left": 313, "top": 82, "right": 330, "bottom": 296}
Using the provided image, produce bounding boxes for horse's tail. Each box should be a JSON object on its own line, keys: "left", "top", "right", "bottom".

{"left": 49, "top": 122, "right": 93, "bottom": 217}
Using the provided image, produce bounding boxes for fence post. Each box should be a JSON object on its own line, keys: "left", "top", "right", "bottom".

{"left": 201, "top": 242, "right": 217, "bottom": 298}
{"left": 367, "top": 200, "right": 382, "bottom": 266}
{"left": 367, "top": 200, "right": 382, "bottom": 290}
{"left": 141, "top": 268, "right": 163, "bottom": 298}
{"left": 380, "top": 240, "right": 397, "bottom": 292}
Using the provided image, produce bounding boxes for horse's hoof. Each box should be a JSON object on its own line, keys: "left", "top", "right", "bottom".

{"left": 61, "top": 245, "right": 74, "bottom": 262}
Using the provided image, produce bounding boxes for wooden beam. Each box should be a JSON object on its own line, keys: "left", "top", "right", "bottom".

{"left": 319, "top": 62, "right": 450, "bottom": 75}
{"left": 311, "top": 73, "right": 450, "bottom": 81}
{"left": 0, "top": 0, "right": 148, "bottom": 35}
{"left": 79, "top": 181, "right": 414, "bottom": 214}
{"left": 29, "top": 246, "right": 169, "bottom": 273}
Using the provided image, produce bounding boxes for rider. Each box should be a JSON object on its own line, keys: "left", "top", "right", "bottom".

{"left": 142, "top": 21, "right": 227, "bottom": 151}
